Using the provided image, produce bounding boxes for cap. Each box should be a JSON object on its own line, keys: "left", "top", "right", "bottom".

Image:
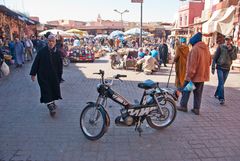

{"left": 225, "top": 35, "right": 232, "bottom": 40}
{"left": 48, "top": 34, "right": 56, "bottom": 40}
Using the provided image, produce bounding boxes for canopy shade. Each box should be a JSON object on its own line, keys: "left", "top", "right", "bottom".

{"left": 38, "top": 29, "right": 73, "bottom": 37}
{"left": 124, "top": 28, "right": 149, "bottom": 36}
{"left": 65, "top": 29, "right": 88, "bottom": 36}
{"left": 109, "top": 30, "right": 124, "bottom": 38}
{"left": 202, "top": 6, "right": 235, "bottom": 36}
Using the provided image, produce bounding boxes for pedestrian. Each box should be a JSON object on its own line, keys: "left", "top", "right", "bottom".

{"left": 150, "top": 46, "right": 159, "bottom": 60}
{"left": 177, "top": 32, "right": 212, "bottom": 115}
{"left": 137, "top": 47, "right": 145, "bottom": 59}
{"left": 8, "top": 39, "right": 15, "bottom": 60}
{"left": 30, "top": 34, "right": 63, "bottom": 116}
{"left": 158, "top": 38, "right": 168, "bottom": 67}
{"left": 211, "top": 35, "right": 237, "bottom": 105}
{"left": 136, "top": 48, "right": 159, "bottom": 75}
{"left": 0, "top": 41, "right": 4, "bottom": 61}
{"left": 14, "top": 38, "right": 24, "bottom": 68}
{"left": 24, "top": 37, "right": 33, "bottom": 61}
{"left": 174, "top": 37, "right": 189, "bottom": 88}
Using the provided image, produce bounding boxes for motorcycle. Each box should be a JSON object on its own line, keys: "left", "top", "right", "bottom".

{"left": 80, "top": 70, "right": 178, "bottom": 140}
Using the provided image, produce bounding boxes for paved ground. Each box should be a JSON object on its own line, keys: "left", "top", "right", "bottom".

{"left": 0, "top": 55, "right": 240, "bottom": 161}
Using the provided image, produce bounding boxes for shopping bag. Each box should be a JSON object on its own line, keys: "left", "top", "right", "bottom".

{"left": 183, "top": 81, "right": 196, "bottom": 91}
{"left": 0, "top": 61, "right": 10, "bottom": 76}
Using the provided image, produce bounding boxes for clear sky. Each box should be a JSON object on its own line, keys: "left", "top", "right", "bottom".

{"left": 1, "top": 0, "right": 180, "bottom": 23}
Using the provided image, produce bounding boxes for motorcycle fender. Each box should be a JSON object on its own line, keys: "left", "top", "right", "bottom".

{"left": 86, "top": 102, "right": 110, "bottom": 128}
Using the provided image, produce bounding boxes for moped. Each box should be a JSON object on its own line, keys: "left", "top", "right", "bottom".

{"left": 80, "top": 70, "right": 178, "bottom": 140}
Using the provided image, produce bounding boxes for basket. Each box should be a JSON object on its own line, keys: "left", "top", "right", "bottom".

{"left": 4, "top": 55, "right": 12, "bottom": 61}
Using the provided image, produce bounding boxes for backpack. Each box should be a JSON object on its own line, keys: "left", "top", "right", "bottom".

{"left": 217, "top": 45, "right": 233, "bottom": 67}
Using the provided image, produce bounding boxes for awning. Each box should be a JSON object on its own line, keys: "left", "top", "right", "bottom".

{"left": 202, "top": 6, "right": 235, "bottom": 35}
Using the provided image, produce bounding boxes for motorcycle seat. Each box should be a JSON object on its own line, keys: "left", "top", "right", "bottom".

{"left": 138, "top": 79, "right": 158, "bottom": 90}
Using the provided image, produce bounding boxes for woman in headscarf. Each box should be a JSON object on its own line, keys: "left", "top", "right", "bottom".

{"left": 174, "top": 37, "right": 189, "bottom": 88}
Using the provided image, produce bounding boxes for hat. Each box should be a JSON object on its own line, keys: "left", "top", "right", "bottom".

{"left": 225, "top": 35, "right": 232, "bottom": 40}
{"left": 189, "top": 32, "right": 202, "bottom": 46}
{"left": 180, "top": 37, "right": 186, "bottom": 43}
{"left": 48, "top": 34, "right": 56, "bottom": 40}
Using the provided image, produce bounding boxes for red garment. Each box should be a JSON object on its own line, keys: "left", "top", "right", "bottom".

{"left": 185, "top": 42, "right": 212, "bottom": 82}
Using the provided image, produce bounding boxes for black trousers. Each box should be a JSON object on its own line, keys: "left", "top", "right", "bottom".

{"left": 180, "top": 81, "right": 204, "bottom": 109}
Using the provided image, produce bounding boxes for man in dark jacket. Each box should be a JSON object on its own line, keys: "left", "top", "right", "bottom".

{"left": 30, "top": 34, "right": 63, "bottom": 116}
{"left": 211, "top": 36, "right": 237, "bottom": 105}
{"left": 158, "top": 38, "right": 168, "bottom": 67}
{"left": 0, "top": 46, "right": 4, "bottom": 65}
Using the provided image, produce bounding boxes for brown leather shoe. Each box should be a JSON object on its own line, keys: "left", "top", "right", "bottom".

{"left": 177, "top": 106, "right": 188, "bottom": 112}
{"left": 191, "top": 109, "right": 200, "bottom": 115}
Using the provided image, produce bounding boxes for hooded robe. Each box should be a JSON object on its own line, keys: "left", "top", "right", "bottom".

{"left": 30, "top": 46, "right": 62, "bottom": 103}
{"left": 174, "top": 44, "right": 189, "bottom": 88}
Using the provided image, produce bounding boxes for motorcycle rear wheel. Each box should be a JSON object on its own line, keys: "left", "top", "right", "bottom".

{"left": 146, "top": 98, "right": 176, "bottom": 130}
{"left": 80, "top": 104, "right": 107, "bottom": 140}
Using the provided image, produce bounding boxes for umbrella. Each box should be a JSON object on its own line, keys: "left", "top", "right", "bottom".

{"left": 124, "top": 28, "right": 149, "bottom": 36}
{"left": 65, "top": 29, "right": 88, "bottom": 37}
{"left": 94, "top": 34, "right": 108, "bottom": 39}
{"left": 38, "top": 29, "right": 72, "bottom": 37}
{"left": 109, "top": 30, "right": 124, "bottom": 38}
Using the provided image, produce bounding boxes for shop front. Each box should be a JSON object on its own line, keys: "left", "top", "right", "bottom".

{"left": 0, "top": 5, "right": 38, "bottom": 41}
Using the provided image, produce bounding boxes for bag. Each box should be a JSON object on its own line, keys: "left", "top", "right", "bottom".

{"left": 183, "top": 81, "right": 196, "bottom": 92}
{"left": 0, "top": 61, "right": 10, "bottom": 76}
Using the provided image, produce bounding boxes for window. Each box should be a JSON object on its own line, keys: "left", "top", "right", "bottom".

{"left": 185, "top": 15, "right": 188, "bottom": 26}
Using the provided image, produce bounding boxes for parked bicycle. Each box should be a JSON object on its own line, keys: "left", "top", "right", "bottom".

{"left": 80, "top": 70, "right": 178, "bottom": 140}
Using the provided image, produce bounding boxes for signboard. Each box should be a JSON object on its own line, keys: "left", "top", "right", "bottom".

{"left": 131, "top": 0, "right": 143, "bottom": 3}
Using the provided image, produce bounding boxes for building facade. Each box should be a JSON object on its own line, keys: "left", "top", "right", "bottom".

{"left": 0, "top": 5, "right": 38, "bottom": 40}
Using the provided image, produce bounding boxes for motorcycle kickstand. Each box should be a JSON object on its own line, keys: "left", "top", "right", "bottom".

{"left": 135, "top": 118, "right": 143, "bottom": 137}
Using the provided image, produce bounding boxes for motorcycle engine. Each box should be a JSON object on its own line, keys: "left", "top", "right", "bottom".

{"left": 123, "top": 116, "right": 134, "bottom": 126}
{"left": 115, "top": 115, "right": 134, "bottom": 126}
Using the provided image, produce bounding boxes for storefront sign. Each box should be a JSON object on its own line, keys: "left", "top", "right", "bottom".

{"left": 131, "top": 0, "right": 143, "bottom": 3}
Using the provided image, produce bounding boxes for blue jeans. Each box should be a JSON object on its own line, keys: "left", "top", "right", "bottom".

{"left": 214, "top": 68, "right": 229, "bottom": 100}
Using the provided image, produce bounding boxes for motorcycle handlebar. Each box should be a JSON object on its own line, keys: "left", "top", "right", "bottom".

{"left": 119, "top": 74, "right": 127, "bottom": 78}
{"left": 114, "top": 74, "right": 127, "bottom": 79}
{"left": 93, "top": 70, "right": 105, "bottom": 75}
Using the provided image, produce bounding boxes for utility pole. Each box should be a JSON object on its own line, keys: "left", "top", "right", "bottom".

{"left": 114, "top": 9, "right": 129, "bottom": 31}
{"left": 140, "top": 2, "right": 143, "bottom": 47}
{"left": 131, "top": 0, "right": 143, "bottom": 47}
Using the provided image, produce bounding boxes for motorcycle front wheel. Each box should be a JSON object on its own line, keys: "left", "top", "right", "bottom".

{"left": 146, "top": 98, "right": 176, "bottom": 130}
{"left": 80, "top": 104, "right": 107, "bottom": 140}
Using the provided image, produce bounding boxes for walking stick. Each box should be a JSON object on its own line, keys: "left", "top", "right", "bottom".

{"left": 166, "top": 61, "right": 174, "bottom": 88}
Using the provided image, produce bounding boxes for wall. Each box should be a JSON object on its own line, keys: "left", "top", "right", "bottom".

{"left": 189, "top": 2, "right": 205, "bottom": 25}
{"left": 178, "top": 1, "right": 204, "bottom": 27}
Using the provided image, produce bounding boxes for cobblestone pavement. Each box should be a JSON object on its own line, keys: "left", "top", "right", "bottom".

{"left": 0, "top": 55, "right": 240, "bottom": 161}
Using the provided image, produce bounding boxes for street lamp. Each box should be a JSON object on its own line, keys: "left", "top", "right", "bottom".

{"left": 114, "top": 9, "right": 129, "bottom": 31}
